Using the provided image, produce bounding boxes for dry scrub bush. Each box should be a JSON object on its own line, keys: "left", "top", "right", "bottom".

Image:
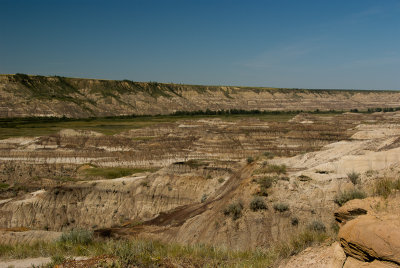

{"left": 224, "top": 200, "right": 244, "bottom": 220}
{"left": 307, "top": 220, "right": 326, "bottom": 232}
{"left": 334, "top": 189, "right": 366, "bottom": 206}
{"left": 374, "top": 178, "right": 400, "bottom": 198}
{"left": 0, "top": 229, "right": 331, "bottom": 267}
{"left": 59, "top": 229, "right": 93, "bottom": 245}
{"left": 273, "top": 202, "right": 289, "bottom": 212}
{"left": 250, "top": 197, "right": 267, "bottom": 211}
{"left": 347, "top": 171, "right": 360, "bottom": 185}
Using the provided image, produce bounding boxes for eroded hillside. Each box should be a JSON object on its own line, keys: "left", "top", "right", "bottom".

{"left": 2, "top": 74, "right": 400, "bottom": 118}
{"left": 1, "top": 111, "right": 400, "bottom": 267}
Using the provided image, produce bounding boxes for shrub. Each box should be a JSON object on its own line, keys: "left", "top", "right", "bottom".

{"left": 298, "top": 175, "right": 311, "bottom": 181}
{"left": 83, "top": 167, "right": 149, "bottom": 179}
{"left": 266, "top": 164, "right": 286, "bottom": 174}
{"left": 374, "top": 178, "right": 400, "bottom": 198}
{"left": 334, "top": 189, "right": 366, "bottom": 206}
{"left": 280, "top": 176, "right": 290, "bottom": 181}
{"left": 273, "top": 202, "right": 289, "bottom": 212}
{"left": 0, "top": 183, "right": 9, "bottom": 189}
{"left": 247, "top": 157, "right": 254, "bottom": 164}
{"left": 224, "top": 200, "right": 244, "bottom": 220}
{"left": 201, "top": 194, "right": 208, "bottom": 203}
{"left": 374, "top": 179, "right": 392, "bottom": 198}
{"left": 256, "top": 176, "right": 275, "bottom": 196}
{"left": 112, "top": 239, "right": 156, "bottom": 266}
{"left": 59, "top": 229, "right": 93, "bottom": 245}
{"left": 393, "top": 178, "right": 400, "bottom": 190}
{"left": 331, "top": 221, "right": 340, "bottom": 234}
{"left": 291, "top": 217, "right": 299, "bottom": 226}
{"left": 307, "top": 221, "right": 326, "bottom": 232}
{"left": 218, "top": 178, "right": 225, "bottom": 183}
{"left": 263, "top": 151, "right": 274, "bottom": 159}
{"left": 347, "top": 171, "right": 360, "bottom": 185}
{"left": 258, "top": 176, "right": 274, "bottom": 189}
{"left": 250, "top": 197, "right": 267, "bottom": 211}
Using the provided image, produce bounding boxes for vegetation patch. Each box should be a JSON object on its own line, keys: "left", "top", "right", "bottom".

{"left": 273, "top": 202, "right": 289, "bottom": 212}
{"left": 334, "top": 189, "right": 366, "bottom": 206}
{"left": 250, "top": 197, "right": 267, "bottom": 211}
{"left": 0, "top": 183, "right": 9, "bottom": 189}
{"left": 224, "top": 200, "right": 244, "bottom": 220}
{"left": 307, "top": 220, "right": 326, "bottom": 233}
{"left": 374, "top": 178, "right": 400, "bottom": 198}
{"left": 263, "top": 151, "right": 274, "bottom": 159}
{"left": 247, "top": 157, "right": 255, "bottom": 164}
{"left": 0, "top": 228, "right": 330, "bottom": 267}
{"left": 298, "top": 175, "right": 311, "bottom": 181}
{"left": 347, "top": 171, "right": 360, "bottom": 185}
{"left": 59, "top": 229, "right": 94, "bottom": 245}
{"left": 132, "top": 136, "right": 155, "bottom": 141}
{"left": 183, "top": 159, "right": 208, "bottom": 168}
{"left": 291, "top": 217, "right": 299, "bottom": 226}
{"left": 256, "top": 176, "right": 276, "bottom": 196}
{"left": 82, "top": 167, "right": 151, "bottom": 179}
{"left": 274, "top": 229, "right": 329, "bottom": 258}
{"left": 254, "top": 164, "right": 287, "bottom": 175}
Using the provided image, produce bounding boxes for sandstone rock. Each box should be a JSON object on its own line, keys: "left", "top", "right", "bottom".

{"left": 339, "top": 214, "right": 400, "bottom": 265}
{"left": 334, "top": 197, "right": 381, "bottom": 224}
{"left": 331, "top": 241, "right": 347, "bottom": 268}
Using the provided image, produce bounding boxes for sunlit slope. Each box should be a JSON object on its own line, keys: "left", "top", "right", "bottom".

{"left": 1, "top": 74, "right": 400, "bottom": 118}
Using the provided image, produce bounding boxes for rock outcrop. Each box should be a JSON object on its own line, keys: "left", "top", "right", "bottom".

{"left": 335, "top": 196, "right": 400, "bottom": 267}
{"left": 339, "top": 215, "right": 400, "bottom": 264}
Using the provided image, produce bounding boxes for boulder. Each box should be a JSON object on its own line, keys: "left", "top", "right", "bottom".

{"left": 334, "top": 197, "right": 380, "bottom": 224}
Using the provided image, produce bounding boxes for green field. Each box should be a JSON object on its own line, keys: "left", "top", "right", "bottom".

{"left": 0, "top": 113, "right": 298, "bottom": 139}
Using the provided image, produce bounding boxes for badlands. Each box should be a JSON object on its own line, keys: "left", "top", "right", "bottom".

{"left": 0, "top": 76, "right": 400, "bottom": 267}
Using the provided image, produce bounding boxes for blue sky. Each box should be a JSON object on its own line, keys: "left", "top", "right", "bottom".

{"left": 1, "top": 0, "right": 400, "bottom": 89}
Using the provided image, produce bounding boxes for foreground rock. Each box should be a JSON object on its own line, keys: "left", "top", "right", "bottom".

{"left": 335, "top": 195, "right": 400, "bottom": 267}
{"left": 339, "top": 214, "right": 400, "bottom": 265}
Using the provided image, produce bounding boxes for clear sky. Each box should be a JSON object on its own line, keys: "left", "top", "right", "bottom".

{"left": 1, "top": 0, "right": 400, "bottom": 89}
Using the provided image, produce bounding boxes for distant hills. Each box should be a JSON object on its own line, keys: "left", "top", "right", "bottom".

{"left": 1, "top": 74, "right": 400, "bottom": 118}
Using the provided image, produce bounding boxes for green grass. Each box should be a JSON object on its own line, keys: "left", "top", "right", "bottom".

{"left": 82, "top": 167, "right": 151, "bottom": 179}
{"left": 0, "top": 228, "right": 330, "bottom": 267}
{"left": 0, "top": 113, "right": 296, "bottom": 140}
